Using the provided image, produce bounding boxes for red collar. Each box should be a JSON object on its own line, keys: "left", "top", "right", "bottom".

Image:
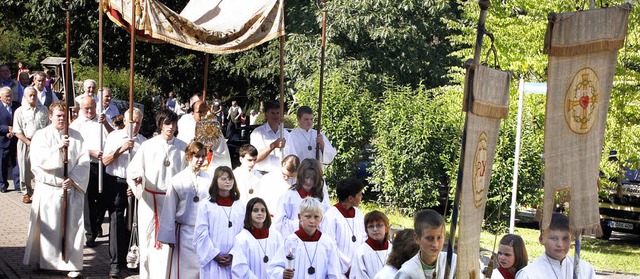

{"left": 297, "top": 188, "right": 314, "bottom": 199}
{"left": 498, "top": 267, "right": 515, "bottom": 279}
{"left": 295, "top": 229, "right": 322, "bottom": 242}
{"left": 250, "top": 227, "right": 270, "bottom": 239}
{"left": 217, "top": 195, "right": 234, "bottom": 206}
{"left": 365, "top": 238, "right": 389, "bottom": 251}
{"left": 335, "top": 202, "right": 355, "bottom": 218}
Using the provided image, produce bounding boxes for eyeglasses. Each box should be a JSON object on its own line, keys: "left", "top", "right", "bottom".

{"left": 366, "top": 224, "right": 385, "bottom": 230}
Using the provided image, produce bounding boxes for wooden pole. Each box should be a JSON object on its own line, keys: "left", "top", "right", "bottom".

{"left": 278, "top": 35, "right": 285, "bottom": 143}
{"left": 315, "top": 0, "right": 327, "bottom": 161}
{"left": 444, "top": 1, "right": 491, "bottom": 278}
{"left": 203, "top": 53, "right": 209, "bottom": 102}
{"left": 127, "top": 0, "right": 137, "bottom": 231}
{"left": 61, "top": 0, "right": 72, "bottom": 262}
{"left": 97, "top": 0, "right": 104, "bottom": 194}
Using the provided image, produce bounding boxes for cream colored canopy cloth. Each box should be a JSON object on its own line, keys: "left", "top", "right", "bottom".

{"left": 103, "top": 0, "right": 285, "bottom": 54}
{"left": 456, "top": 64, "right": 510, "bottom": 279}
{"left": 542, "top": 4, "right": 631, "bottom": 235}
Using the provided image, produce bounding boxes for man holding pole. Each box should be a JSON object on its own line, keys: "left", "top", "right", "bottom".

{"left": 250, "top": 101, "right": 295, "bottom": 174}
{"left": 289, "top": 105, "right": 336, "bottom": 164}
{"left": 23, "top": 101, "right": 89, "bottom": 278}
{"left": 70, "top": 96, "right": 111, "bottom": 248}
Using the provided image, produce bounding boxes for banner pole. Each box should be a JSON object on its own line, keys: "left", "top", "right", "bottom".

{"left": 315, "top": 0, "right": 327, "bottom": 161}
{"left": 98, "top": 0, "right": 104, "bottom": 194}
{"left": 510, "top": 77, "right": 525, "bottom": 233}
{"left": 444, "top": 1, "right": 491, "bottom": 278}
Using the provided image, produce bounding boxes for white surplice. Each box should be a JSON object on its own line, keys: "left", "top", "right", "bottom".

{"left": 194, "top": 200, "right": 246, "bottom": 278}
{"left": 289, "top": 127, "right": 337, "bottom": 165}
{"left": 274, "top": 190, "right": 331, "bottom": 239}
{"left": 515, "top": 254, "right": 595, "bottom": 279}
{"left": 23, "top": 125, "right": 90, "bottom": 271}
{"left": 233, "top": 166, "right": 263, "bottom": 205}
{"left": 394, "top": 252, "right": 456, "bottom": 279}
{"left": 126, "top": 135, "right": 188, "bottom": 279}
{"left": 69, "top": 113, "right": 108, "bottom": 163}
{"left": 350, "top": 241, "right": 392, "bottom": 279}
{"left": 178, "top": 114, "right": 231, "bottom": 169}
{"left": 257, "top": 171, "right": 295, "bottom": 219}
{"left": 230, "top": 228, "right": 284, "bottom": 279}
{"left": 374, "top": 265, "right": 399, "bottom": 279}
{"left": 159, "top": 168, "right": 212, "bottom": 279}
{"left": 250, "top": 123, "right": 295, "bottom": 173}
{"left": 321, "top": 205, "right": 367, "bottom": 274}
{"left": 266, "top": 232, "right": 342, "bottom": 279}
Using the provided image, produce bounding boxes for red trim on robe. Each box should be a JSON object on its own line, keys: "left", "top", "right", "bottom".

{"left": 295, "top": 229, "right": 322, "bottom": 242}
{"left": 498, "top": 267, "right": 515, "bottom": 279}
{"left": 250, "top": 227, "right": 270, "bottom": 239}
{"left": 365, "top": 238, "right": 389, "bottom": 251}
{"left": 334, "top": 202, "right": 355, "bottom": 218}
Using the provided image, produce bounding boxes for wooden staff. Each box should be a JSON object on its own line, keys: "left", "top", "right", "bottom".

{"left": 315, "top": 0, "right": 327, "bottom": 161}
{"left": 97, "top": 0, "right": 104, "bottom": 194}
{"left": 127, "top": 0, "right": 137, "bottom": 231}
{"left": 278, "top": 34, "right": 285, "bottom": 149}
{"left": 61, "top": 0, "right": 72, "bottom": 262}
{"left": 203, "top": 53, "right": 209, "bottom": 101}
{"left": 444, "top": 1, "right": 491, "bottom": 278}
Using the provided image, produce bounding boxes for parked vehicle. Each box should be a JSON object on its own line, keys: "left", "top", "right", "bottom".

{"left": 598, "top": 151, "right": 640, "bottom": 240}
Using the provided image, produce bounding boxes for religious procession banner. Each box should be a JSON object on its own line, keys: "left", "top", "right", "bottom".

{"left": 457, "top": 64, "right": 510, "bottom": 279}
{"left": 542, "top": 4, "right": 631, "bottom": 235}
{"left": 103, "top": 0, "right": 285, "bottom": 54}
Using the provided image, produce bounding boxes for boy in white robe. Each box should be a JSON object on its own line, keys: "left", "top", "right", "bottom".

{"left": 515, "top": 212, "right": 596, "bottom": 279}
{"left": 194, "top": 166, "right": 246, "bottom": 278}
{"left": 230, "top": 197, "right": 283, "bottom": 279}
{"left": 250, "top": 101, "right": 295, "bottom": 174}
{"left": 127, "top": 109, "right": 187, "bottom": 279}
{"left": 233, "top": 144, "right": 263, "bottom": 204}
{"left": 289, "top": 106, "right": 337, "bottom": 165}
{"left": 275, "top": 158, "right": 331, "bottom": 238}
{"left": 23, "top": 102, "right": 90, "bottom": 278}
{"left": 159, "top": 141, "right": 212, "bottom": 278}
{"left": 267, "top": 197, "right": 342, "bottom": 279}
{"left": 258, "top": 155, "right": 299, "bottom": 217}
{"left": 321, "top": 177, "right": 367, "bottom": 277}
{"left": 351, "top": 210, "right": 392, "bottom": 279}
{"left": 394, "top": 209, "right": 456, "bottom": 279}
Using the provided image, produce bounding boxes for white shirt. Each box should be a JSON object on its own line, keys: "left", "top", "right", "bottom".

{"left": 233, "top": 166, "right": 263, "bottom": 205}
{"left": 36, "top": 88, "right": 59, "bottom": 106}
{"left": 102, "top": 103, "right": 120, "bottom": 125}
{"left": 103, "top": 129, "right": 147, "bottom": 178}
{"left": 289, "top": 127, "right": 337, "bottom": 165}
{"left": 516, "top": 254, "right": 596, "bottom": 279}
{"left": 69, "top": 114, "right": 109, "bottom": 163}
{"left": 177, "top": 113, "right": 197, "bottom": 143}
{"left": 250, "top": 123, "right": 295, "bottom": 173}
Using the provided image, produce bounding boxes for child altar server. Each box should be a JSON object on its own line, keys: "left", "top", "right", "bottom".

{"left": 350, "top": 210, "right": 392, "bottom": 279}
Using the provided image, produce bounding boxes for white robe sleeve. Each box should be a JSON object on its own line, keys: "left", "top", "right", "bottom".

{"left": 194, "top": 202, "right": 220, "bottom": 267}
{"left": 126, "top": 142, "right": 147, "bottom": 198}
{"left": 320, "top": 133, "right": 337, "bottom": 165}
{"left": 266, "top": 244, "right": 287, "bottom": 279}
{"left": 230, "top": 233, "right": 259, "bottom": 279}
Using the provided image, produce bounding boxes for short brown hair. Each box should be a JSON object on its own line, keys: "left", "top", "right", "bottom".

{"left": 386, "top": 229, "right": 419, "bottom": 269}
{"left": 49, "top": 102, "right": 66, "bottom": 115}
{"left": 185, "top": 141, "right": 206, "bottom": 162}
{"left": 414, "top": 209, "right": 445, "bottom": 236}
{"left": 364, "top": 210, "right": 390, "bottom": 242}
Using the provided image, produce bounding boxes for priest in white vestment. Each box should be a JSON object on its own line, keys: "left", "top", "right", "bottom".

{"left": 23, "top": 102, "right": 90, "bottom": 276}
{"left": 127, "top": 109, "right": 187, "bottom": 278}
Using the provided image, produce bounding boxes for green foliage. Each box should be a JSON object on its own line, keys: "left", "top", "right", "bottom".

{"left": 370, "top": 84, "right": 463, "bottom": 212}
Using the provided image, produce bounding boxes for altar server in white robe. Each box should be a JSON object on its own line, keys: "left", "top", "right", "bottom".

{"left": 516, "top": 213, "right": 595, "bottom": 279}
{"left": 23, "top": 102, "right": 90, "bottom": 277}
{"left": 159, "top": 141, "right": 213, "bottom": 278}
{"left": 289, "top": 106, "right": 337, "bottom": 165}
{"left": 351, "top": 211, "right": 392, "bottom": 279}
{"left": 230, "top": 197, "right": 283, "bottom": 279}
{"left": 489, "top": 234, "right": 528, "bottom": 279}
{"left": 267, "top": 197, "right": 342, "bottom": 279}
{"left": 233, "top": 144, "right": 263, "bottom": 204}
{"left": 373, "top": 229, "right": 418, "bottom": 279}
{"left": 195, "top": 166, "right": 246, "bottom": 278}
{"left": 322, "top": 177, "right": 367, "bottom": 276}
{"left": 127, "top": 108, "right": 187, "bottom": 279}
{"left": 275, "top": 158, "right": 331, "bottom": 238}
{"left": 250, "top": 101, "right": 295, "bottom": 174}
{"left": 258, "top": 154, "right": 299, "bottom": 217}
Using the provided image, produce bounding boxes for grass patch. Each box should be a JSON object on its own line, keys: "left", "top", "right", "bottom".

{"left": 357, "top": 201, "right": 640, "bottom": 275}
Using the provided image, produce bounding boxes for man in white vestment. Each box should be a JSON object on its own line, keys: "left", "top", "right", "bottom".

{"left": 289, "top": 106, "right": 337, "bottom": 165}
{"left": 23, "top": 102, "right": 90, "bottom": 278}
{"left": 127, "top": 108, "right": 187, "bottom": 278}
{"left": 70, "top": 96, "right": 112, "bottom": 248}
{"left": 250, "top": 101, "right": 295, "bottom": 174}
{"left": 13, "top": 87, "right": 50, "bottom": 204}
{"left": 177, "top": 100, "right": 231, "bottom": 169}
{"left": 102, "top": 107, "right": 146, "bottom": 278}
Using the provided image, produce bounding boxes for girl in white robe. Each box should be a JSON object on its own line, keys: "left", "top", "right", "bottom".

{"left": 373, "top": 229, "right": 418, "bottom": 279}
{"left": 274, "top": 158, "right": 331, "bottom": 238}
{"left": 489, "top": 234, "right": 528, "bottom": 279}
{"left": 195, "top": 166, "right": 246, "bottom": 278}
{"left": 127, "top": 109, "right": 187, "bottom": 279}
{"left": 159, "top": 142, "right": 213, "bottom": 279}
{"left": 230, "top": 197, "right": 283, "bottom": 279}
{"left": 258, "top": 154, "right": 299, "bottom": 217}
{"left": 267, "top": 197, "right": 342, "bottom": 279}
{"left": 350, "top": 211, "right": 392, "bottom": 279}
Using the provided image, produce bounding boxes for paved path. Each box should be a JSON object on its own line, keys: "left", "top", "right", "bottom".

{"left": 0, "top": 181, "right": 139, "bottom": 279}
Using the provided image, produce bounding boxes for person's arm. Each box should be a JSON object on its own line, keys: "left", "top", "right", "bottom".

{"left": 102, "top": 138, "right": 134, "bottom": 166}
{"left": 15, "top": 132, "right": 30, "bottom": 145}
